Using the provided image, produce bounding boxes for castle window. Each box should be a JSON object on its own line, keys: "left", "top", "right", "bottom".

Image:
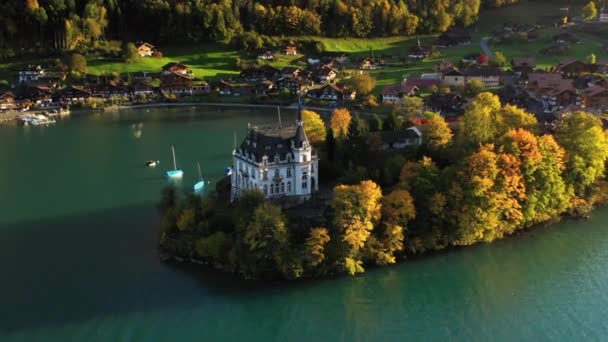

{"left": 287, "top": 168, "right": 292, "bottom": 178}
{"left": 280, "top": 183, "right": 285, "bottom": 193}
{"left": 275, "top": 155, "right": 279, "bottom": 163}
{"left": 263, "top": 185, "right": 268, "bottom": 195}
{"left": 287, "top": 182, "right": 292, "bottom": 192}
{"left": 277, "top": 143, "right": 283, "bottom": 148}
{"left": 274, "top": 169, "right": 280, "bottom": 178}
{"left": 287, "top": 154, "right": 291, "bottom": 162}
{"left": 303, "top": 154, "right": 308, "bottom": 162}
{"left": 263, "top": 170, "right": 268, "bottom": 180}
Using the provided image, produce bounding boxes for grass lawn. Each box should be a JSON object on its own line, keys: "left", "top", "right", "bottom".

{"left": 87, "top": 44, "right": 241, "bottom": 79}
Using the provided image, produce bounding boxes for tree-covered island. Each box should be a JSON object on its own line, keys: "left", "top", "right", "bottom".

{"left": 159, "top": 92, "right": 608, "bottom": 280}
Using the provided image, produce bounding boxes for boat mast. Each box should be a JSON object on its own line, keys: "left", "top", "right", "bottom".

{"left": 171, "top": 145, "right": 177, "bottom": 170}
{"left": 197, "top": 162, "right": 202, "bottom": 181}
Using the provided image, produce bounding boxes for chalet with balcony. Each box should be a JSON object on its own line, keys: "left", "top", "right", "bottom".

{"left": 357, "top": 57, "right": 377, "bottom": 70}
{"left": 311, "top": 65, "right": 337, "bottom": 84}
{"left": 60, "top": 86, "right": 93, "bottom": 102}
{"left": 427, "top": 92, "right": 467, "bottom": 116}
{"left": 160, "top": 73, "right": 193, "bottom": 95}
{"left": 408, "top": 39, "right": 434, "bottom": 59}
{"left": 136, "top": 42, "right": 155, "bottom": 57}
{"left": 0, "top": 92, "right": 16, "bottom": 110}
{"left": 526, "top": 72, "right": 579, "bottom": 111}
{"left": 161, "top": 62, "right": 192, "bottom": 77}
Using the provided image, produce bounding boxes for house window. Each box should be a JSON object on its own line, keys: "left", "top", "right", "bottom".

{"left": 274, "top": 169, "right": 280, "bottom": 178}
{"left": 275, "top": 155, "right": 279, "bottom": 163}
{"left": 280, "top": 183, "right": 285, "bottom": 193}
{"left": 265, "top": 145, "right": 271, "bottom": 150}
{"left": 270, "top": 184, "right": 275, "bottom": 194}
{"left": 287, "top": 155, "right": 291, "bottom": 162}
{"left": 302, "top": 172, "right": 308, "bottom": 189}
{"left": 262, "top": 170, "right": 268, "bottom": 180}
{"left": 287, "top": 182, "right": 292, "bottom": 192}
{"left": 263, "top": 185, "right": 268, "bottom": 195}
{"left": 287, "top": 168, "right": 292, "bottom": 178}
{"left": 303, "top": 155, "right": 308, "bottom": 162}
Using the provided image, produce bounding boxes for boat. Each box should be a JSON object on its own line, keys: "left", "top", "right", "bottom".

{"left": 193, "top": 162, "right": 207, "bottom": 192}
{"left": 224, "top": 167, "right": 233, "bottom": 176}
{"left": 146, "top": 160, "right": 159, "bottom": 168}
{"left": 165, "top": 146, "right": 184, "bottom": 178}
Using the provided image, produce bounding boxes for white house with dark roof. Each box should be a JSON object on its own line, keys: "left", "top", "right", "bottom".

{"left": 231, "top": 106, "right": 319, "bottom": 201}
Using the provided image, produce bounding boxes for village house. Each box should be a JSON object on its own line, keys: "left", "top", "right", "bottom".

{"left": 556, "top": 59, "right": 591, "bottom": 78}
{"left": 161, "top": 62, "right": 192, "bottom": 77}
{"left": 434, "top": 27, "right": 471, "bottom": 47}
{"left": 369, "top": 127, "right": 423, "bottom": 150}
{"left": 0, "top": 91, "right": 16, "bottom": 110}
{"left": 311, "top": 65, "right": 337, "bottom": 84}
{"left": 322, "top": 52, "right": 349, "bottom": 65}
{"left": 92, "top": 82, "right": 130, "bottom": 98}
{"left": 255, "top": 80, "right": 276, "bottom": 96}
{"left": 231, "top": 107, "right": 318, "bottom": 202}
{"left": 130, "top": 81, "right": 157, "bottom": 96}
{"left": 404, "top": 78, "right": 441, "bottom": 91}
{"left": 257, "top": 50, "right": 274, "bottom": 61}
{"left": 526, "top": 72, "right": 579, "bottom": 111}
{"left": 215, "top": 80, "right": 235, "bottom": 96}
{"left": 240, "top": 65, "right": 280, "bottom": 82}
{"left": 582, "top": 85, "right": 608, "bottom": 111}
{"left": 512, "top": 57, "right": 536, "bottom": 75}
{"left": 435, "top": 60, "right": 454, "bottom": 72}
{"left": 427, "top": 92, "right": 467, "bottom": 116}
{"left": 281, "top": 67, "right": 306, "bottom": 79}
{"left": 283, "top": 44, "right": 298, "bottom": 55}
{"left": 18, "top": 65, "right": 45, "bottom": 84}
{"left": 308, "top": 83, "right": 355, "bottom": 102}
{"left": 136, "top": 42, "right": 155, "bottom": 57}
{"left": 276, "top": 77, "right": 311, "bottom": 95}
{"left": 381, "top": 85, "right": 413, "bottom": 103}
{"left": 192, "top": 83, "right": 211, "bottom": 95}
{"left": 440, "top": 66, "right": 466, "bottom": 87}
{"left": 357, "top": 57, "right": 378, "bottom": 70}
{"left": 60, "top": 86, "right": 93, "bottom": 102}
{"left": 160, "top": 73, "right": 193, "bottom": 95}
{"left": 408, "top": 39, "right": 434, "bottom": 59}
{"left": 23, "top": 85, "right": 54, "bottom": 105}
{"left": 464, "top": 66, "right": 502, "bottom": 87}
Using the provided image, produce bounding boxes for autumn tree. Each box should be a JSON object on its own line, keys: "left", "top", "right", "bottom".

{"left": 123, "top": 42, "right": 140, "bottom": 63}
{"left": 497, "top": 104, "right": 538, "bottom": 136}
{"left": 460, "top": 92, "right": 502, "bottom": 147}
{"left": 582, "top": 1, "right": 598, "bottom": 22}
{"left": 69, "top": 53, "right": 87, "bottom": 76}
{"left": 586, "top": 53, "right": 596, "bottom": 65}
{"left": 422, "top": 113, "right": 453, "bottom": 152}
{"left": 348, "top": 73, "right": 376, "bottom": 96}
{"left": 492, "top": 51, "right": 508, "bottom": 67}
{"left": 330, "top": 108, "right": 352, "bottom": 138}
{"left": 368, "top": 114, "right": 383, "bottom": 132}
{"left": 304, "top": 227, "right": 331, "bottom": 269}
{"left": 400, "top": 96, "right": 424, "bottom": 119}
{"left": 301, "top": 110, "right": 326, "bottom": 143}
{"left": 332, "top": 180, "right": 382, "bottom": 275}
{"left": 555, "top": 111, "right": 608, "bottom": 197}
{"left": 464, "top": 79, "right": 485, "bottom": 97}
{"left": 242, "top": 202, "right": 291, "bottom": 278}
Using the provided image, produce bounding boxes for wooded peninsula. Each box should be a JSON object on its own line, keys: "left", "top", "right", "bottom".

{"left": 159, "top": 93, "right": 608, "bottom": 279}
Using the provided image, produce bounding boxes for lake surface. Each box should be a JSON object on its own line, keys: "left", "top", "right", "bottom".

{"left": 1, "top": 107, "right": 608, "bottom": 341}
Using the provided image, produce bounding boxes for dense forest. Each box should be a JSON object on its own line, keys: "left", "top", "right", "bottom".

{"left": 1, "top": 0, "right": 580, "bottom": 50}
{"left": 159, "top": 93, "right": 608, "bottom": 280}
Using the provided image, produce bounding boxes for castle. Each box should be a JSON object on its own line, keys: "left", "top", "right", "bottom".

{"left": 230, "top": 107, "right": 319, "bottom": 201}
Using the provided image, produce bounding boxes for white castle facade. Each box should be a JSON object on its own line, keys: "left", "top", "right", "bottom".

{"left": 230, "top": 108, "right": 319, "bottom": 201}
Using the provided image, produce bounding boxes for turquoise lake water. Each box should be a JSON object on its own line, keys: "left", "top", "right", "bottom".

{"left": 1, "top": 107, "right": 608, "bottom": 341}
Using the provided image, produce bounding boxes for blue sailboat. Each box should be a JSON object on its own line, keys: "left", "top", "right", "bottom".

{"left": 166, "top": 146, "right": 184, "bottom": 178}
{"left": 193, "top": 162, "right": 207, "bottom": 192}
